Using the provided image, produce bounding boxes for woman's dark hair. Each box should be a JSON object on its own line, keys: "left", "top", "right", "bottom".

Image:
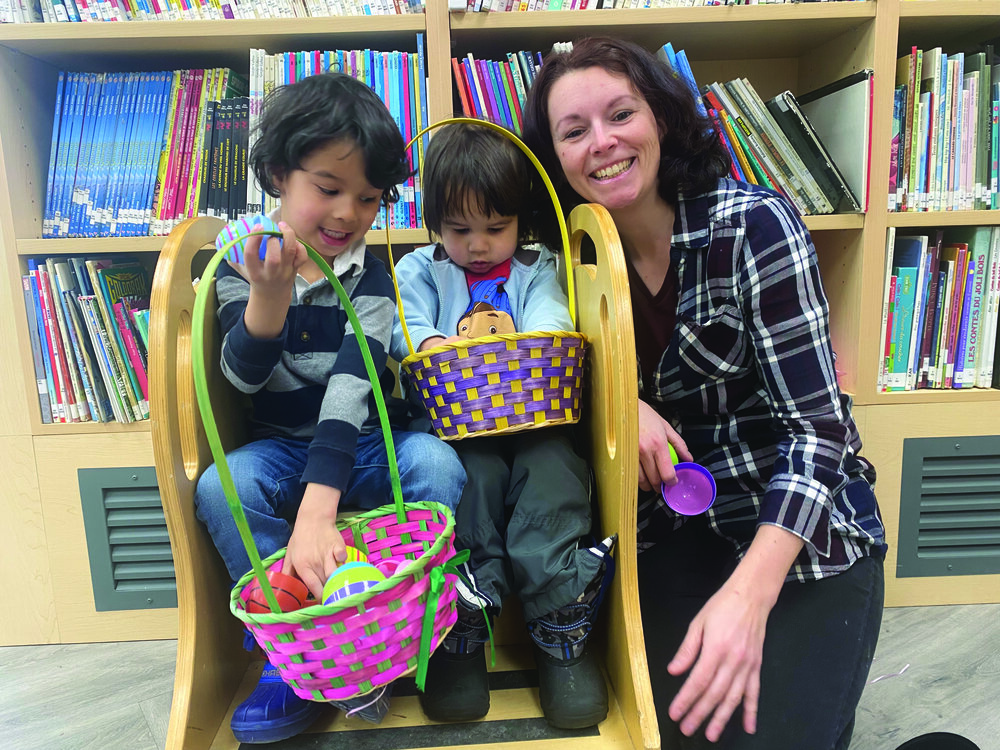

{"left": 522, "top": 37, "right": 730, "bottom": 218}
{"left": 250, "top": 72, "right": 410, "bottom": 206}
{"left": 422, "top": 123, "right": 535, "bottom": 243}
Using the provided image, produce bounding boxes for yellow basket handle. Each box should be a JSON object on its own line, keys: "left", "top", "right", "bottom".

{"left": 387, "top": 117, "right": 575, "bottom": 358}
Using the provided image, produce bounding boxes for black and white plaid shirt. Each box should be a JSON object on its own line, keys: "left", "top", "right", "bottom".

{"left": 636, "top": 179, "right": 886, "bottom": 582}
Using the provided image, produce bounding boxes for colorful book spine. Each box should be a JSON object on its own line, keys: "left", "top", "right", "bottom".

{"left": 21, "top": 275, "right": 53, "bottom": 424}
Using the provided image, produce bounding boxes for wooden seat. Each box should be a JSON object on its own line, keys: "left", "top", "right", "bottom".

{"left": 150, "top": 205, "right": 659, "bottom": 750}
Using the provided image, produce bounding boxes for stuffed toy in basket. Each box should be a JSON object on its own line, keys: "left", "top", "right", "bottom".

{"left": 192, "top": 231, "right": 462, "bottom": 705}
{"left": 390, "top": 117, "right": 588, "bottom": 441}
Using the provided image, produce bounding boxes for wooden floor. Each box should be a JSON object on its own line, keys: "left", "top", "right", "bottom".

{"left": 2, "top": 603, "right": 997, "bottom": 750}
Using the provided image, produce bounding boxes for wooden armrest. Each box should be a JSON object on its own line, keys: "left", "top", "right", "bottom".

{"left": 150, "top": 217, "right": 250, "bottom": 750}
{"left": 570, "top": 204, "right": 659, "bottom": 750}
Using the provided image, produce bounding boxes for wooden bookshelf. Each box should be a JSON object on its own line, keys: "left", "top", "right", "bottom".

{"left": 2, "top": 0, "right": 999, "bottom": 647}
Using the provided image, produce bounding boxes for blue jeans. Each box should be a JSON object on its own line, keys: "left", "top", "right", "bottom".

{"left": 194, "top": 431, "right": 466, "bottom": 580}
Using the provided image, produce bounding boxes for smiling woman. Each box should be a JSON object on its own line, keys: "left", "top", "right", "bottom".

{"left": 523, "top": 37, "right": 887, "bottom": 750}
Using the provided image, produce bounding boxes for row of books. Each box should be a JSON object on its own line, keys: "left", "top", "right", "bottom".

{"left": 0, "top": 0, "right": 422, "bottom": 22}
{"left": 21, "top": 257, "right": 152, "bottom": 424}
{"left": 456, "top": 41, "right": 869, "bottom": 216}
{"left": 42, "top": 40, "right": 429, "bottom": 238}
{"left": 250, "top": 42, "right": 429, "bottom": 229}
{"left": 890, "top": 46, "right": 1000, "bottom": 212}
{"left": 43, "top": 67, "right": 249, "bottom": 239}
{"left": 878, "top": 227, "right": 1000, "bottom": 392}
{"left": 457, "top": 0, "right": 862, "bottom": 10}
{"left": 451, "top": 50, "right": 543, "bottom": 134}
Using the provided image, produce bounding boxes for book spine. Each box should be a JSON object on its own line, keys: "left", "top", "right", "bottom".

{"left": 953, "top": 258, "right": 976, "bottom": 387}
{"left": 113, "top": 300, "right": 149, "bottom": 401}
{"left": 36, "top": 265, "right": 74, "bottom": 421}
{"left": 79, "top": 295, "right": 129, "bottom": 423}
{"left": 22, "top": 275, "right": 53, "bottom": 424}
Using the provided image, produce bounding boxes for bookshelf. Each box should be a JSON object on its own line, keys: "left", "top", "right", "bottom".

{"left": 1, "top": 0, "right": 998, "bottom": 647}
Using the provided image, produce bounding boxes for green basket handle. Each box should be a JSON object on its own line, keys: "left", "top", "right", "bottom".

{"left": 192, "top": 231, "right": 405, "bottom": 614}
{"left": 387, "top": 117, "right": 575, "bottom": 358}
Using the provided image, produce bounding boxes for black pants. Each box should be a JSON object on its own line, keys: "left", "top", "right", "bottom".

{"left": 453, "top": 426, "right": 601, "bottom": 621}
{"left": 638, "top": 518, "right": 884, "bottom": 750}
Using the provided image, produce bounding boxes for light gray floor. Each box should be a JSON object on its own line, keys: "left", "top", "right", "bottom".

{"left": 1, "top": 603, "right": 997, "bottom": 750}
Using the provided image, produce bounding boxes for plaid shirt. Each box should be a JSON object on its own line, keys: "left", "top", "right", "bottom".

{"left": 636, "top": 179, "right": 886, "bottom": 582}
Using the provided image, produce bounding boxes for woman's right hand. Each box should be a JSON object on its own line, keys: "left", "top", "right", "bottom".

{"left": 638, "top": 399, "right": 692, "bottom": 492}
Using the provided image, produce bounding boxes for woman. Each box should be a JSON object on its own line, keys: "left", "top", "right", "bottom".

{"left": 523, "top": 37, "right": 886, "bottom": 749}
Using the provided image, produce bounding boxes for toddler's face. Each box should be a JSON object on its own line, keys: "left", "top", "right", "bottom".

{"left": 439, "top": 202, "right": 519, "bottom": 275}
{"left": 272, "top": 138, "right": 382, "bottom": 264}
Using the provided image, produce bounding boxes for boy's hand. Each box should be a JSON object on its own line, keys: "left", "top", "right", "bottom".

{"left": 243, "top": 221, "right": 308, "bottom": 339}
{"left": 282, "top": 483, "right": 347, "bottom": 600}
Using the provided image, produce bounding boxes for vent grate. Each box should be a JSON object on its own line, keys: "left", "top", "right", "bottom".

{"left": 897, "top": 437, "right": 1000, "bottom": 578}
{"left": 79, "top": 466, "right": 177, "bottom": 611}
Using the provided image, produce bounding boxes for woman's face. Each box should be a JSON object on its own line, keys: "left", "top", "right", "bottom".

{"left": 546, "top": 67, "right": 661, "bottom": 212}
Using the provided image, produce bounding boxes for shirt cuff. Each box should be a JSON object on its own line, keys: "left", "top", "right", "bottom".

{"left": 756, "top": 474, "right": 833, "bottom": 557}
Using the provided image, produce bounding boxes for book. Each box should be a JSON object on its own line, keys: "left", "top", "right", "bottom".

{"left": 939, "top": 243, "right": 969, "bottom": 388}
{"left": 21, "top": 275, "right": 52, "bottom": 424}
{"left": 947, "top": 227, "right": 991, "bottom": 387}
{"left": 766, "top": 90, "right": 862, "bottom": 213}
{"left": 799, "top": 69, "right": 874, "bottom": 212}
{"left": 877, "top": 226, "right": 896, "bottom": 392}
{"left": 886, "top": 234, "right": 926, "bottom": 390}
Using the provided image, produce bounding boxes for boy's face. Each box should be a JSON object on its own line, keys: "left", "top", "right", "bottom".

{"left": 439, "top": 200, "right": 519, "bottom": 275}
{"left": 272, "top": 138, "right": 383, "bottom": 264}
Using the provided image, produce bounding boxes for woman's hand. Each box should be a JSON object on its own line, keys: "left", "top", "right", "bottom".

{"left": 666, "top": 525, "right": 804, "bottom": 741}
{"left": 282, "top": 482, "right": 347, "bottom": 600}
{"left": 242, "top": 221, "right": 307, "bottom": 339}
{"left": 638, "top": 399, "right": 692, "bottom": 492}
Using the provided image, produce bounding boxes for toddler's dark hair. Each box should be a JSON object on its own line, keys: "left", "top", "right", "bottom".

{"left": 250, "top": 72, "right": 410, "bottom": 206}
{"left": 422, "top": 123, "right": 536, "bottom": 242}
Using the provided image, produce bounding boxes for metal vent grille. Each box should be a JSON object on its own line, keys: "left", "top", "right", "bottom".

{"left": 79, "top": 466, "right": 177, "bottom": 611}
{"left": 897, "top": 436, "right": 1000, "bottom": 578}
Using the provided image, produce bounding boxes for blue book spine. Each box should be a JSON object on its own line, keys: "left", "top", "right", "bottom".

{"left": 64, "top": 72, "right": 92, "bottom": 238}
{"left": 140, "top": 73, "right": 171, "bottom": 237}
{"left": 52, "top": 73, "right": 78, "bottom": 238}
{"left": 890, "top": 266, "right": 918, "bottom": 387}
{"left": 27, "top": 261, "right": 58, "bottom": 422}
{"left": 44, "top": 72, "right": 67, "bottom": 239}
{"left": 109, "top": 73, "right": 141, "bottom": 236}
{"left": 22, "top": 274, "right": 52, "bottom": 424}
{"left": 952, "top": 258, "right": 977, "bottom": 387}
{"left": 462, "top": 57, "right": 483, "bottom": 119}
{"left": 675, "top": 50, "right": 707, "bottom": 120}
{"left": 90, "top": 72, "right": 118, "bottom": 237}
{"left": 490, "top": 61, "right": 514, "bottom": 132}
{"left": 71, "top": 73, "right": 101, "bottom": 238}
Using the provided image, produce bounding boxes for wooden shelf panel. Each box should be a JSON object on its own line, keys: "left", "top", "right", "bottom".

{"left": 886, "top": 210, "right": 1000, "bottom": 228}
{"left": 449, "top": 3, "right": 875, "bottom": 60}
{"left": 804, "top": 213, "right": 865, "bottom": 231}
{"left": 16, "top": 228, "right": 430, "bottom": 255}
{"left": 898, "top": 1, "right": 1000, "bottom": 52}
{"left": 857, "top": 387, "right": 1000, "bottom": 406}
{"left": 0, "top": 16, "right": 426, "bottom": 69}
{"left": 32, "top": 419, "right": 152, "bottom": 436}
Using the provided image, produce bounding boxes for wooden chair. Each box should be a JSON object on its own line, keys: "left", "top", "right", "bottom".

{"left": 150, "top": 205, "right": 659, "bottom": 750}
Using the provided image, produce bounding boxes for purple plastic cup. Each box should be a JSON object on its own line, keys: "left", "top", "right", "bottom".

{"left": 660, "top": 462, "right": 717, "bottom": 515}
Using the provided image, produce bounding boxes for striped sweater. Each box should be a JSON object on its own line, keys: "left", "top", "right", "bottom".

{"left": 215, "top": 247, "right": 395, "bottom": 491}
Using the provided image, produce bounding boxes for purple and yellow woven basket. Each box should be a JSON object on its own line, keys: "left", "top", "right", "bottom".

{"left": 402, "top": 330, "right": 586, "bottom": 440}
{"left": 391, "top": 118, "right": 588, "bottom": 441}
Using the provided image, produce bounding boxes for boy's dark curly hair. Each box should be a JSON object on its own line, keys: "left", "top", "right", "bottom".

{"left": 422, "top": 123, "right": 535, "bottom": 243}
{"left": 522, "top": 37, "right": 731, "bottom": 243}
{"left": 250, "top": 72, "right": 411, "bottom": 206}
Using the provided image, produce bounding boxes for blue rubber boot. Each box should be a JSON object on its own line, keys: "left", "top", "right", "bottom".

{"left": 230, "top": 663, "right": 324, "bottom": 744}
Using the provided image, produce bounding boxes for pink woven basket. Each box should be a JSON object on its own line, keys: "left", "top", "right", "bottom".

{"left": 194, "top": 228, "right": 462, "bottom": 703}
{"left": 231, "top": 505, "right": 459, "bottom": 701}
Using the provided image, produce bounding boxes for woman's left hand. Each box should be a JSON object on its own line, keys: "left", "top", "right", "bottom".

{"left": 666, "top": 577, "right": 770, "bottom": 741}
{"left": 666, "top": 525, "right": 802, "bottom": 741}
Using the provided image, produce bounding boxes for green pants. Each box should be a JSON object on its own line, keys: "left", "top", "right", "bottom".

{"left": 452, "top": 426, "right": 601, "bottom": 622}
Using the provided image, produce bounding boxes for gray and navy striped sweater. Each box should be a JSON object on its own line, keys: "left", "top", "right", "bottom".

{"left": 216, "top": 250, "right": 395, "bottom": 491}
